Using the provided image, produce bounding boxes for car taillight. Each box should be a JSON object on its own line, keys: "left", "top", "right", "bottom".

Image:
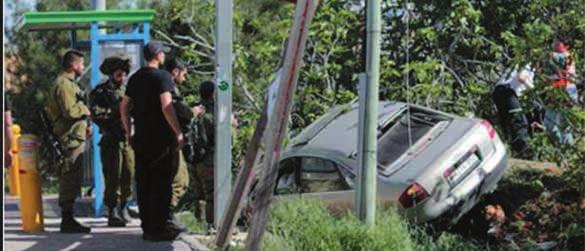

{"left": 443, "top": 167, "right": 454, "bottom": 178}
{"left": 399, "top": 182, "right": 429, "bottom": 209}
{"left": 480, "top": 120, "right": 495, "bottom": 139}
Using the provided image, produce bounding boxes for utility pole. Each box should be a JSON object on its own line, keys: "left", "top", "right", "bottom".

{"left": 245, "top": 0, "right": 319, "bottom": 250}
{"left": 215, "top": 102, "right": 268, "bottom": 250}
{"left": 214, "top": 0, "right": 233, "bottom": 228}
{"left": 356, "top": 0, "right": 381, "bottom": 225}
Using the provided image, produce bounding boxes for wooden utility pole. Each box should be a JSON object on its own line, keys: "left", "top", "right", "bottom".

{"left": 215, "top": 102, "right": 268, "bottom": 250}
{"left": 356, "top": 0, "right": 381, "bottom": 225}
{"left": 245, "top": 0, "right": 319, "bottom": 250}
{"left": 214, "top": 0, "right": 233, "bottom": 228}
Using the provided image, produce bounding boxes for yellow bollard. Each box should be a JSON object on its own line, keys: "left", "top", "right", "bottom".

{"left": 18, "top": 134, "right": 44, "bottom": 233}
{"left": 8, "top": 124, "right": 21, "bottom": 196}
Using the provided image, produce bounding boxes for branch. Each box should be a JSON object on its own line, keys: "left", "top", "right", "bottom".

{"left": 188, "top": 69, "right": 215, "bottom": 75}
{"left": 153, "top": 29, "right": 182, "bottom": 48}
{"left": 441, "top": 59, "right": 466, "bottom": 89}
{"left": 174, "top": 34, "right": 215, "bottom": 52}
{"left": 241, "top": 83, "right": 261, "bottom": 112}
{"left": 188, "top": 23, "right": 212, "bottom": 48}
{"left": 186, "top": 63, "right": 214, "bottom": 71}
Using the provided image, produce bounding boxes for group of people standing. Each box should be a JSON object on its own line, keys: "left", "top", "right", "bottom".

{"left": 45, "top": 40, "right": 222, "bottom": 241}
{"left": 492, "top": 35, "right": 579, "bottom": 158}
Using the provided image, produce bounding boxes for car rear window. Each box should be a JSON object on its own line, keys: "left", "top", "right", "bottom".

{"left": 377, "top": 108, "right": 449, "bottom": 167}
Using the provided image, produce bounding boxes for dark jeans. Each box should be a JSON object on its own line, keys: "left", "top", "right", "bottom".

{"left": 492, "top": 85, "right": 530, "bottom": 156}
{"left": 135, "top": 148, "right": 179, "bottom": 235}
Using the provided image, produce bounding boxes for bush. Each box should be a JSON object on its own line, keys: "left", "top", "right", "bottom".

{"left": 264, "top": 199, "right": 414, "bottom": 251}
{"left": 409, "top": 226, "right": 489, "bottom": 251}
{"left": 264, "top": 198, "right": 485, "bottom": 251}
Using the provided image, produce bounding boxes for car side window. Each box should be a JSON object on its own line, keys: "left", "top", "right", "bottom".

{"left": 275, "top": 158, "right": 300, "bottom": 195}
{"left": 300, "top": 157, "right": 350, "bottom": 193}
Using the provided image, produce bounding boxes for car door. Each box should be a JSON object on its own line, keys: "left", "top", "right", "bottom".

{"left": 273, "top": 157, "right": 302, "bottom": 200}
{"left": 297, "top": 157, "right": 355, "bottom": 212}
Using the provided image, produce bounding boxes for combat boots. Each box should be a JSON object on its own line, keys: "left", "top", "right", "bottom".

{"left": 143, "top": 226, "right": 181, "bottom": 242}
{"left": 60, "top": 211, "right": 91, "bottom": 233}
{"left": 108, "top": 206, "right": 126, "bottom": 227}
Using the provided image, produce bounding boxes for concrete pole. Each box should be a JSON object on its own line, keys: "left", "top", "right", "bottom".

{"left": 91, "top": 0, "right": 105, "bottom": 11}
{"left": 357, "top": 0, "right": 381, "bottom": 225}
{"left": 92, "top": 0, "right": 106, "bottom": 34}
{"left": 214, "top": 0, "right": 233, "bottom": 228}
{"left": 91, "top": 0, "right": 105, "bottom": 216}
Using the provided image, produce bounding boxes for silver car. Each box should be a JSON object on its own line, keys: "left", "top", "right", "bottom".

{"left": 250, "top": 101, "right": 508, "bottom": 224}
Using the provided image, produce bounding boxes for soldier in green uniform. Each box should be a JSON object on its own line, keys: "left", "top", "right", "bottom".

{"left": 164, "top": 58, "right": 203, "bottom": 232}
{"left": 45, "top": 50, "right": 91, "bottom": 233}
{"left": 191, "top": 80, "right": 218, "bottom": 228}
{"left": 89, "top": 57, "right": 135, "bottom": 227}
{"left": 191, "top": 80, "right": 239, "bottom": 230}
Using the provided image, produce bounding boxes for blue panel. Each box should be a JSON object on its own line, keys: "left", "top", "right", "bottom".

{"left": 90, "top": 22, "right": 104, "bottom": 218}
{"left": 96, "top": 33, "right": 147, "bottom": 42}
{"left": 143, "top": 22, "right": 150, "bottom": 45}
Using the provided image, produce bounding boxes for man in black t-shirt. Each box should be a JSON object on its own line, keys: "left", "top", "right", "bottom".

{"left": 120, "top": 41, "right": 184, "bottom": 241}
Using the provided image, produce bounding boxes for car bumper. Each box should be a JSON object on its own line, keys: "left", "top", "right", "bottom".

{"left": 405, "top": 141, "right": 508, "bottom": 223}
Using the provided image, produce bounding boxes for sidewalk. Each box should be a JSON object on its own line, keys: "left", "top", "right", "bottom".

{"left": 4, "top": 195, "right": 209, "bottom": 251}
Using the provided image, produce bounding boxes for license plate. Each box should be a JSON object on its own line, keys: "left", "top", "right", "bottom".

{"left": 448, "top": 153, "right": 481, "bottom": 185}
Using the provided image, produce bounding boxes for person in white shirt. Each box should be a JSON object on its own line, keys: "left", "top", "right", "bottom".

{"left": 492, "top": 64, "right": 534, "bottom": 158}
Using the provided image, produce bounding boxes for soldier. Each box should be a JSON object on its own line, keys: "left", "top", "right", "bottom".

{"left": 89, "top": 57, "right": 135, "bottom": 227}
{"left": 46, "top": 49, "right": 91, "bottom": 233}
{"left": 163, "top": 58, "right": 203, "bottom": 232}
{"left": 191, "top": 80, "right": 218, "bottom": 229}
{"left": 120, "top": 41, "right": 183, "bottom": 241}
{"left": 191, "top": 80, "right": 239, "bottom": 230}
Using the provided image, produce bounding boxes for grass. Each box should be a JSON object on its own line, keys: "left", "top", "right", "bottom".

{"left": 174, "top": 211, "right": 209, "bottom": 234}
{"left": 262, "top": 198, "right": 484, "bottom": 251}
{"left": 409, "top": 226, "right": 491, "bottom": 251}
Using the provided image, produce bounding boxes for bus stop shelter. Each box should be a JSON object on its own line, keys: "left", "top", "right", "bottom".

{"left": 21, "top": 9, "right": 155, "bottom": 217}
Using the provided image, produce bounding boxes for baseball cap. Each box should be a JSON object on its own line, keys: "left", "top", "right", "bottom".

{"left": 143, "top": 40, "right": 170, "bottom": 61}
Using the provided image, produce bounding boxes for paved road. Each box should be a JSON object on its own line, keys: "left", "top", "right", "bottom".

{"left": 4, "top": 196, "right": 209, "bottom": 251}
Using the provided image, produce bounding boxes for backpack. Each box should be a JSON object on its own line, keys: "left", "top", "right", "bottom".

{"left": 189, "top": 115, "right": 210, "bottom": 162}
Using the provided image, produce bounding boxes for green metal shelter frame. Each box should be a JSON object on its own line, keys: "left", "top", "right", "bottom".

{"left": 22, "top": 9, "right": 155, "bottom": 217}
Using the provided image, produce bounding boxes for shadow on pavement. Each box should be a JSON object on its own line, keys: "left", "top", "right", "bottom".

{"left": 5, "top": 231, "right": 176, "bottom": 251}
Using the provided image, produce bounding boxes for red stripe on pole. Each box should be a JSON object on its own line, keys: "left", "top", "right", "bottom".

{"left": 274, "top": 0, "right": 311, "bottom": 153}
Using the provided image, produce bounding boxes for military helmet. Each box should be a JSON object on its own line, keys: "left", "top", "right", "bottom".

{"left": 99, "top": 57, "right": 131, "bottom": 75}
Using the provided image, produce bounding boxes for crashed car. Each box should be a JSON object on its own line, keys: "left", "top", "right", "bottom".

{"left": 249, "top": 101, "right": 508, "bottom": 224}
